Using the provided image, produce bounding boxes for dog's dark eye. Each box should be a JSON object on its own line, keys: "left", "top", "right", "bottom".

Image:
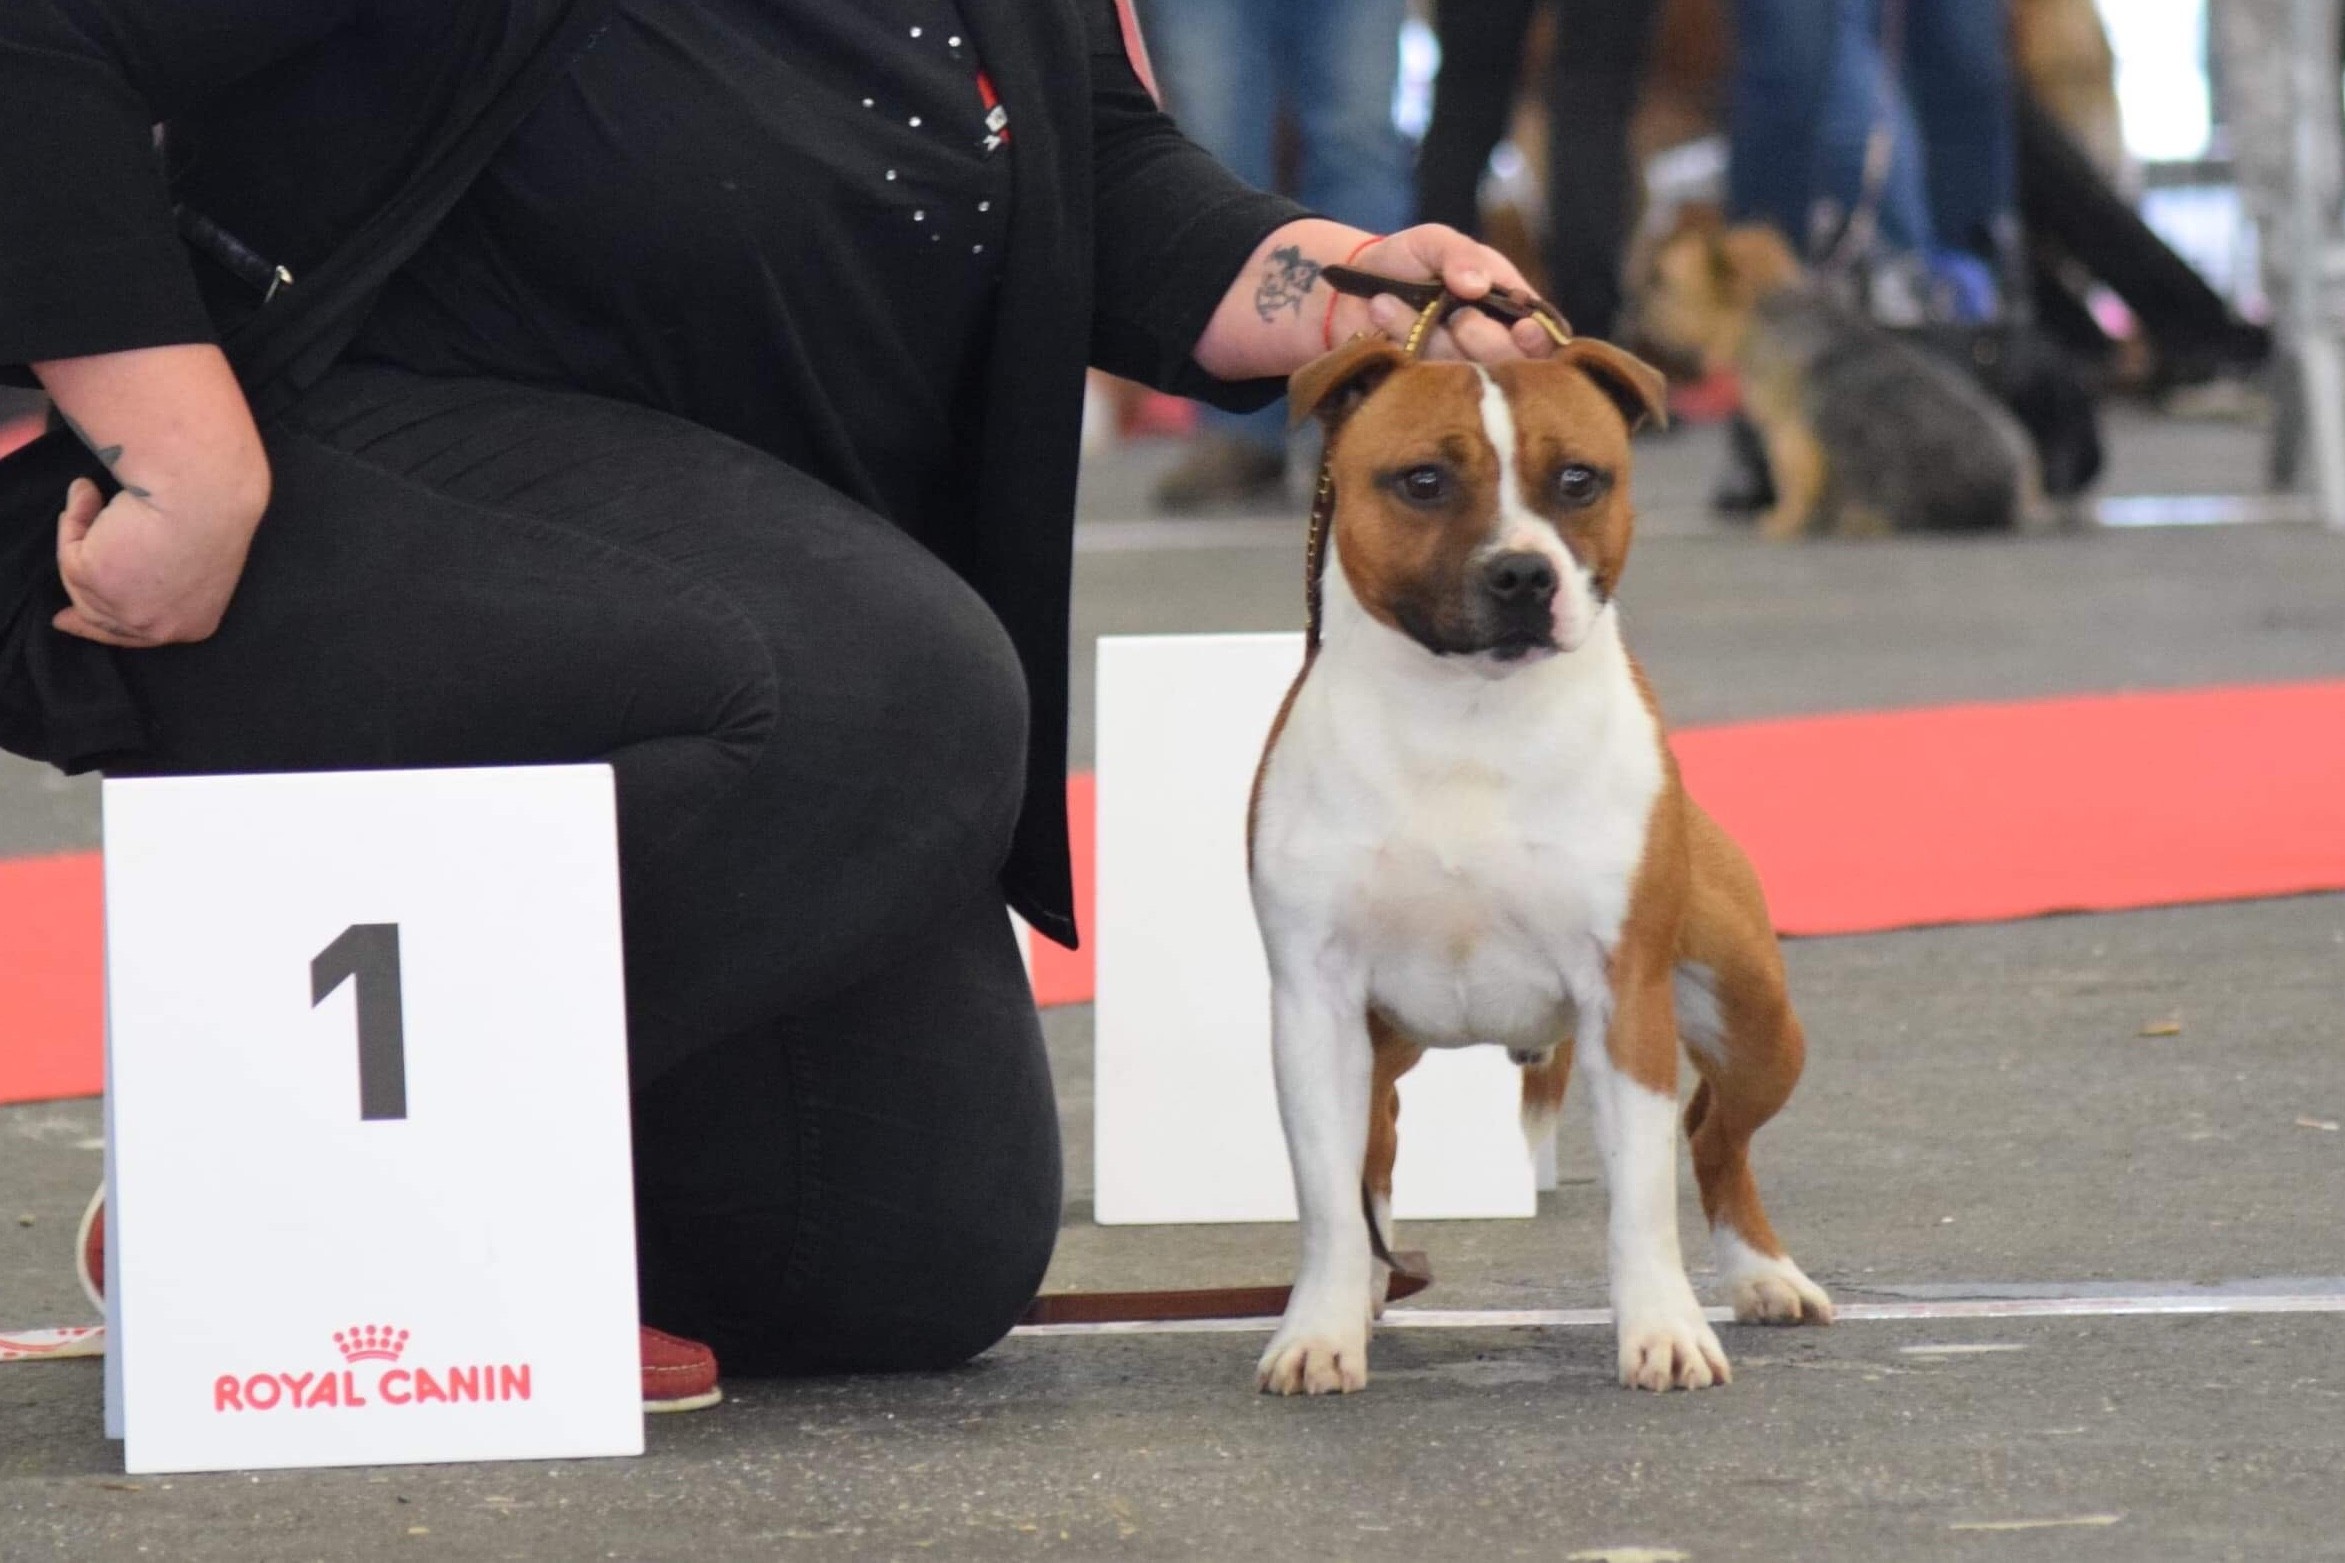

{"left": 1394, "top": 465, "right": 1451, "bottom": 506}
{"left": 1555, "top": 464, "right": 1601, "bottom": 506}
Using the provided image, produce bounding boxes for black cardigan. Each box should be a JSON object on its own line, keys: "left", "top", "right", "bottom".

{"left": 0, "top": 0, "right": 1305, "bottom": 947}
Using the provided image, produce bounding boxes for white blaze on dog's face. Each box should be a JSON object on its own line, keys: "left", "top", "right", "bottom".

{"left": 1291, "top": 336, "right": 1668, "bottom": 669}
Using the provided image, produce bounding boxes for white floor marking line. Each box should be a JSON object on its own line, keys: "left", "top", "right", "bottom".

{"left": 1947, "top": 1515, "right": 2123, "bottom": 1533}
{"left": 2092, "top": 492, "right": 2316, "bottom": 527}
{"left": 18, "top": 1293, "right": 2345, "bottom": 1355}
{"left": 1013, "top": 1290, "right": 2345, "bottom": 1338}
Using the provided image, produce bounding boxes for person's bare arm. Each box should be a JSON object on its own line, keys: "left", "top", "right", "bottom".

{"left": 1189, "top": 219, "right": 1563, "bottom": 384}
{"left": 31, "top": 344, "right": 270, "bottom": 647}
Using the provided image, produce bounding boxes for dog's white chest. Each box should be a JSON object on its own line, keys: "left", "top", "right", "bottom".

{"left": 1253, "top": 617, "right": 1666, "bottom": 1054}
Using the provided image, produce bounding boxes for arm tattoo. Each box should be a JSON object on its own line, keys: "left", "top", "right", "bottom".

{"left": 59, "top": 411, "right": 153, "bottom": 499}
{"left": 1253, "top": 244, "right": 1323, "bottom": 324}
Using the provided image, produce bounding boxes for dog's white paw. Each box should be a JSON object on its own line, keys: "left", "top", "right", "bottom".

{"left": 1716, "top": 1233, "right": 1835, "bottom": 1325}
{"left": 1257, "top": 1319, "right": 1370, "bottom": 1396}
{"left": 1727, "top": 1262, "right": 1835, "bottom": 1326}
{"left": 1615, "top": 1297, "right": 1732, "bottom": 1392}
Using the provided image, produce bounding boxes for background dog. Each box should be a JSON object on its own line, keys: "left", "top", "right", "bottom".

{"left": 1632, "top": 213, "right": 2041, "bottom": 538}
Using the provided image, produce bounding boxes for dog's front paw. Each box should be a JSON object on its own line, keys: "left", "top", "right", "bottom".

{"left": 1257, "top": 1320, "right": 1370, "bottom": 1396}
{"left": 1615, "top": 1297, "right": 1732, "bottom": 1392}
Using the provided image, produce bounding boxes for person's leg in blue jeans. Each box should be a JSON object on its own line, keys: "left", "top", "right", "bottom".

{"left": 1731, "top": 0, "right": 1930, "bottom": 256}
{"left": 1902, "top": 0, "right": 2017, "bottom": 261}
{"left": 1728, "top": 0, "right": 1836, "bottom": 244}
{"left": 1138, "top": 0, "right": 1292, "bottom": 509}
{"left": 1283, "top": 0, "right": 1413, "bottom": 235}
{"left": 1813, "top": 0, "right": 1934, "bottom": 257}
{"left": 1280, "top": 0, "right": 1411, "bottom": 465}
{"left": 1143, "top": 0, "right": 1408, "bottom": 510}
{"left": 1139, "top": 0, "right": 1280, "bottom": 195}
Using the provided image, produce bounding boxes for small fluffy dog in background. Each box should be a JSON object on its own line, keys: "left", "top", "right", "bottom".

{"left": 1633, "top": 211, "right": 2039, "bottom": 539}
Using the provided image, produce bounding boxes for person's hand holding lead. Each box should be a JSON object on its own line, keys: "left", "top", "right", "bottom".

{"left": 1343, "top": 225, "right": 1566, "bottom": 362}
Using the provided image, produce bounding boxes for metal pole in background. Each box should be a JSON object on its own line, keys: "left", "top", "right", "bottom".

{"left": 2288, "top": 0, "right": 2345, "bottom": 528}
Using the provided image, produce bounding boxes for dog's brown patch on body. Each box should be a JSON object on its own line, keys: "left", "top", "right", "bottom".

{"left": 1602, "top": 656, "right": 1812, "bottom": 1259}
{"left": 1674, "top": 799, "right": 1810, "bottom": 1263}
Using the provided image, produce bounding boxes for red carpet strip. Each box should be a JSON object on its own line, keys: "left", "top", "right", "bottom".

{"left": 8, "top": 682, "right": 2345, "bottom": 1104}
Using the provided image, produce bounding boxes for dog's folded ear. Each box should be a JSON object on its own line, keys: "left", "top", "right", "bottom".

{"left": 1558, "top": 339, "right": 1671, "bottom": 433}
{"left": 1288, "top": 335, "right": 1407, "bottom": 432}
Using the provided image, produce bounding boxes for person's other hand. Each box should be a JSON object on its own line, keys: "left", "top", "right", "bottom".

{"left": 1340, "top": 226, "right": 1564, "bottom": 363}
{"left": 54, "top": 477, "right": 258, "bottom": 647}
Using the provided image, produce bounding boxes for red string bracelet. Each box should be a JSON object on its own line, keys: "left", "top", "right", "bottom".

{"left": 1322, "top": 234, "right": 1384, "bottom": 352}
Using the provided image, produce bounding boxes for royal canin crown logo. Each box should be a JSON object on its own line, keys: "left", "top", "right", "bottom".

{"left": 212, "top": 1328, "right": 532, "bottom": 1414}
{"left": 332, "top": 1324, "right": 409, "bottom": 1364}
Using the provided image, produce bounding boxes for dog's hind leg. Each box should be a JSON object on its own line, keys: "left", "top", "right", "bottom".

{"left": 1679, "top": 808, "right": 1835, "bottom": 1326}
{"left": 1518, "top": 1044, "right": 1573, "bottom": 1186}
{"left": 1681, "top": 982, "right": 1834, "bottom": 1324}
{"left": 1362, "top": 1015, "right": 1423, "bottom": 1311}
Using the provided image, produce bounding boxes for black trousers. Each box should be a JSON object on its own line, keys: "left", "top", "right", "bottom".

{"left": 106, "top": 366, "right": 1064, "bottom": 1374}
{"left": 1415, "top": 0, "right": 1661, "bottom": 340}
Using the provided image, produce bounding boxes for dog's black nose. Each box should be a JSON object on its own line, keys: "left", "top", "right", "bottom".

{"left": 1482, "top": 551, "right": 1557, "bottom": 605}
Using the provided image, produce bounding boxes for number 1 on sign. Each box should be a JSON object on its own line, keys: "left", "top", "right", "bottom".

{"left": 311, "top": 923, "right": 408, "bottom": 1121}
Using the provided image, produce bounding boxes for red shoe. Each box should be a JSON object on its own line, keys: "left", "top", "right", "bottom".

{"left": 638, "top": 1325, "right": 723, "bottom": 1413}
{"left": 75, "top": 1189, "right": 721, "bottom": 1413}
{"left": 75, "top": 1184, "right": 103, "bottom": 1314}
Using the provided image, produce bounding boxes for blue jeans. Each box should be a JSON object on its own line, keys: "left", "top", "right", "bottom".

{"left": 1729, "top": 0, "right": 2014, "bottom": 261}
{"left": 1139, "top": 0, "right": 1413, "bottom": 449}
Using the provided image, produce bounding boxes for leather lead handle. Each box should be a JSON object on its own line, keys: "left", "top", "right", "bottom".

{"left": 1321, "top": 265, "right": 1575, "bottom": 346}
{"left": 1017, "top": 1251, "right": 1434, "bottom": 1327}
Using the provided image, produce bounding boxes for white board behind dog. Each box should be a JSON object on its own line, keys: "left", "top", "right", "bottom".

{"left": 1093, "top": 633, "right": 1538, "bottom": 1224}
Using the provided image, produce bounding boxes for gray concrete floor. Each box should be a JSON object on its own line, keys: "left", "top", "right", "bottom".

{"left": 7, "top": 403, "right": 2345, "bottom": 1560}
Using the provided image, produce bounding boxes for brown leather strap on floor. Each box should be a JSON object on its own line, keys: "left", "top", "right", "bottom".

{"left": 1017, "top": 1250, "right": 1433, "bottom": 1327}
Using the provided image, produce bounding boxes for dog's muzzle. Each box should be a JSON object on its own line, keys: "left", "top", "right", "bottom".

{"left": 1478, "top": 550, "right": 1559, "bottom": 660}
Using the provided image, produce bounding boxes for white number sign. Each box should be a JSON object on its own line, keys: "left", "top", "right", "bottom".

{"left": 101, "top": 766, "right": 643, "bottom": 1473}
{"left": 1092, "top": 634, "right": 1540, "bottom": 1225}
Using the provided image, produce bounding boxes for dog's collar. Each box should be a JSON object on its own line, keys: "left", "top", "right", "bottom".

{"left": 1304, "top": 270, "right": 1577, "bottom": 655}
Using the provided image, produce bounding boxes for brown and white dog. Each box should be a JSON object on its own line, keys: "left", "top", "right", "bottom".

{"left": 1247, "top": 334, "right": 1833, "bottom": 1396}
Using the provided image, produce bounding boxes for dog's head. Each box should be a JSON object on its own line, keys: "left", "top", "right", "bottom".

{"left": 1628, "top": 208, "right": 1805, "bottom": 376}
{"left": 1290, "top": 331, "right": 1668, "bottom": 669}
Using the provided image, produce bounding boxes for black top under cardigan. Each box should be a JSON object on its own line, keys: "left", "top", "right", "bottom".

{"left": 353, "top": 0, "right": 1022, "bottom": 543}
{"left": 0, "top": 0, "right": 1306, "bottom": 948}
